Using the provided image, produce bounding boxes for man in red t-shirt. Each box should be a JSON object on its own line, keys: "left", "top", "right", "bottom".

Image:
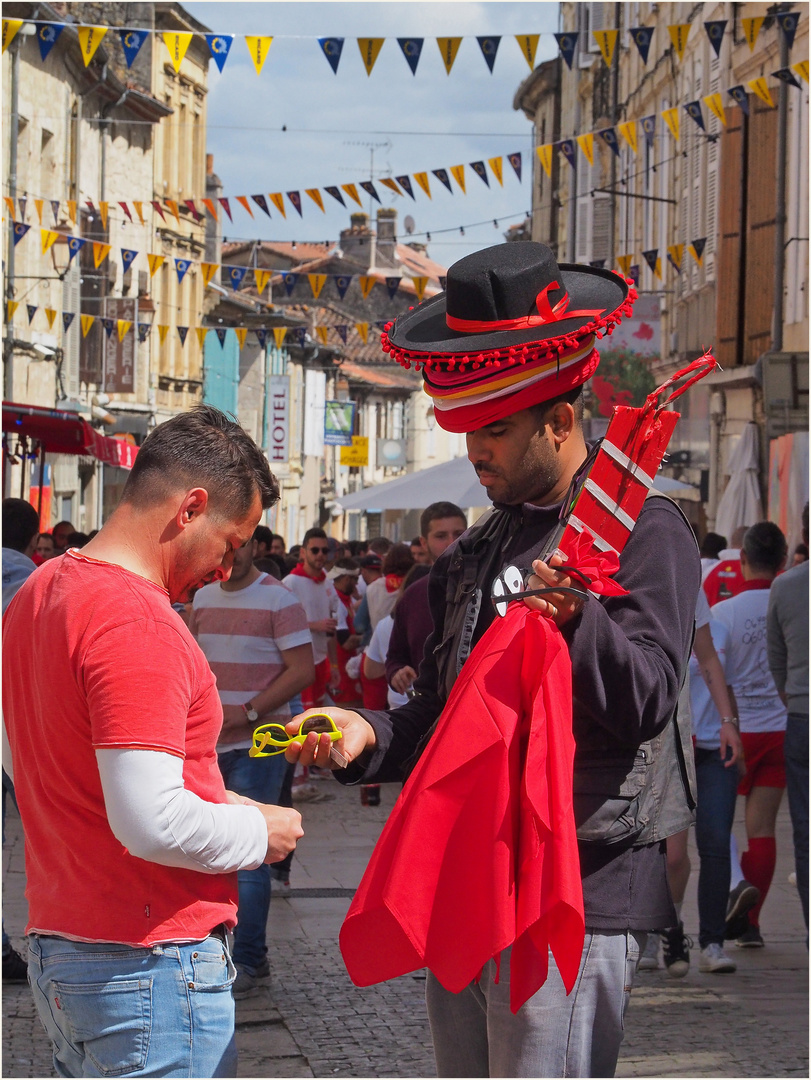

{"left": 2, "top": 405, "right": 303, "bottom": 1078}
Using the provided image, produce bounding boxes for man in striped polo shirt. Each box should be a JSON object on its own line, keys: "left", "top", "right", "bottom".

{"left": 189, "top": 540, "right": 315, "bottom": 996}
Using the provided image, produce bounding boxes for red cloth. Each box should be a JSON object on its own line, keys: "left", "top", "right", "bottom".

{"left": 288, "top": 563, "right": 326, "bottom": 584}
{"left": 301, "top": 656, "right": 331, "bottom": 709}
{"left": 340, "top": 604, "right": 585, "bottom": 1014}
{"left": 703, "top": 557, "right": 744, "bottom": 606}
{"left": 334, "top": 591, "right": 361, "bottom": 704}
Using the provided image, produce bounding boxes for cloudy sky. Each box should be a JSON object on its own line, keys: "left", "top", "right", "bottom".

{"left": 184, "top": 1, "right": 560, "bottom": 269}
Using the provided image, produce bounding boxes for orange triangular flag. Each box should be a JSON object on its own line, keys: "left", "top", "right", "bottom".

{"left": 165, "top": 199, "right": 179, "bottom": 223}
{"left": 616, "top": 254, "right": 633, "bottom": 277}
{"left": 117, "top": 319, "right": 131, "bottom": 342}
{"left": 593, "top": 29, "right": 618, "bottom": 67}
{"left": 449, "top": 165, "right": 466, "bottom": 193}
{"left": 80, "top": 314, "right": 95, "bottom": 337}
{"left": 748, "top": 77, "right": 775, "bottom": 108}
{"left": 162, "top": 32, "right": 192, "bottom": 73}
{"left": 41, "top": 229, "right": 58, "bottom": 254}
{"left": 196, "top": 327, "right": 208, "bottom": 348}
{"left": 667, "top": 24, "right": 691, "bottom": 61}
{"left": 704, "top": 94, "right": 727, "bottom": 126}
{"left": 488, "top": 157, "right": 504, "bottom": 186}
{"left": 536, "top": 145, "right": 553, "bottom": 178}
{"left": 355, "top": 322, "right": 369, "bottom": 343}
{"left": 742, "top": 17, "right": 764, "bottom": 52}
{"left": 67, "top": 199, "right": 77, "bottom": 224}
{"left": 3, "top": 196, "right": 14, "bottom": 218}
{"left": 792, "top": 60, "right": 809, "bottom": 83}
{"left": 148, "top": 254, "right": 165, "bottom": 277}
{"left": 273, "top": 327, "right": 287, "bottom": 348}
{"left": 357, "top": 38, "right": 385, "bottom": 76}
{"left": 201, "top": 198, "right": 218, "bottom": 220}
{"left": 236, "top": 195, "right": 254, "bottom": 218}
{"left": 515, "top": 34, "right": 540, "bottom": 70}
{"left": 436, "top": 37, "right": 462, "bottom": 75}
{"left": 308, "top": 274, "right": 327, "bottom": 299}
{"left": 245, "top": 36, "right": 273, "bottom": 74}
{"left": 200, "top": 263, "right": 218, "bottom": 287}
{"left": 359, "top": 275, "right": 375, "bottom": 299}
{"left": 269, "top": 192, "right": 286, "bottom": 217}
{"left": 6, "top": 301, "right": 18, "bottom": 320}
{"left": 379, "top": 178, "right": 402, "bottom": 196}
{"left": 316, "top": 326, "right": 329, "bottom": 345}
{"left": 77, "top": 26, "right": 106, "bottom": 67}
{"left": 34, "top": 199, "right": 44, "bottom": 224}
{"left": 341, "top": 184, "right": 363, "bottom": 207}
{"left": 98, "top": 201, "right": 109, "bottom": 230}
{"left": 44, "top": 308, "right": 57, "bottom": 329}
{"left": 157, "top": 324, "right": 169, "bottom": 344}
{"left": 412, "top": 277, "right": 429, "bottom": 302}
{"left": 132, "top": 200, "right": 145, "bottom": 225}
{"left": 306, "top": 189, "right": 325, "bottom": 213}
{"left": 618, "top": 120, "right": 638, "bottom": 153}
{"left": 254, "top": 269, "right": 271, "bottom": 294}
{"left": 413, "top": 172, "right": 431, "bottom": 198}
{"left": 235, "top": 327, "right": 248, "bottom": 348}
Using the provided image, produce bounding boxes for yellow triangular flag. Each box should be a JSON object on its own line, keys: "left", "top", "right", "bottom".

{"left": 67, "top": 199, "right": 77, "bottom": 224}
{"left": 357, "top": 38, "right": 385, "bottom": 76}
{"left": 515, "top": 34, "right": 540, "bottom": 70}
{"left": 99, "top": 201, "right": 108, "bottom": 230}
{"left": 488, "top": 157, "right": 504, "bottom": 186}
{"left": 3, "top": 196, "right": 15, "bottom": 218}
{"left": 413, "top": 172, "right": 432, "bottom": 198}
{"left": 201, "top": 263, "right": 218, "bottom": 287}
{"left": 653, "top": 258, "right": 662, "bottom": 279}
{"left": 688, "top": 242, "right": 704, "bottom": 267}
{"left": 234, "top": 327, "right": 247, "bottom": 349}
{"left": 704, "top": 93, "right": 727, "bottom": 127}
{"left": 355, "top": 322, "right": 369, "bottom": 343}
{"left": 742, "top": 17, "right": 764, "bottom": 52}
{"left": 616, "top": 255, "right": 633, "bottom": 277}
{"left": 148, "top": 254, "right": 165, "bottom": 277}
{"left": 34, "top": 199, "right": 44, "bottom": 224}
{"left": 157, "top": 324, "right": 169, "bottom": 345}
{"left": 273, "top": 327, "right": 287, "bottom": 348}
{"left": 163, "top": 32, "right": 192, "bottom": 73}
{"left": 593, "top": 29, "right": 618, "bottom": 67}
{"left": 618, "top": 120, "right": 638, "bottom": 154}
{"left": 196, "top": 327, "right": 208, "bottom": 348}
{"left": 667, "top": 244, "right": 684, "bottom": 272}
{"left": 536, "top": 145, "right": 553, "bottom": 179}
{"left": 792, "top": 60, "right": 809, "bottom": 84}
{"left": 341, "top": 184, "right": 363, "bottom": 207}
{"left": 77, "top": 26, "right": 106, "bottom": 67}
{"left": 92, "top": 242, "right": 111, "bottom": 268}
{"left": 748, "top": 77, "right": 775, "bottom": 108}
{"left": 254, "top": 269, "right": 271, "bottom": 294}
{"left": 450, "top": 164, "right": 466, "bottom": 193}
{"left": 436, "top": 37, "right": 462, "bottom": 75}
{"left": 316, "top": 326, "right": 329, "bottom": 345}
{"left": 576, "top": 133, "right": 594, "bottom": 167}
{"left": 305, "top": 189, "right": 325, "bottom": 213}
{"left": 6, "top": 301, "right": 18, "bottom": 320}
{"left": 165, "top": 199, "right": 180, "bottom": 223}
{"left": 379, "top": 177, "right": 402, "bottom": 196}
{"left": 132, "top": 201, "right": 145, "bottom": 225}
{"left": 80, "top": 314, "right": 95, "bottom": 337}
{"left": 117, "top": 319, "right": 131, "bottom": 342}
{"left": 44, "top": 308, "right": 57, "bottom": 329}
{"left": 412, "top": 277, "right": 429, "bottom": 303}
{"left": 308, "top": 274, "right": 327, "bottom": 299}
{"left": 269, "top": 192, "right": 286, "bottom": 217}
{"left": 245, "top": 36, "right": 273, "bottom": 75}
{"left": 667, "top": 24, "right": 691, "bottom": 62}
{"left": 2, "top": 19, "right": 23, "bottom": 53}
{"left": 662, "top": 107, "right": 680, "bottom": 141}
{"left": 41, "top": 229, "right": 58, "bottom": 254}
{"left": 358, "top": 276, "right": 375, "bottom": 299}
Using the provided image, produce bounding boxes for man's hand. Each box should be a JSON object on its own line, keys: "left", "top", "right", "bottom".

{"left": 239, "top": 797, "right": 304, "bottom": 864}
{"left": 720, "top": 721, "right": 743, "bottom": 768}
{"left": 343, "top": 633, "right": 362, "bottom": 652}
{"left": 310, "top": 618, "right": 337, "bottom": 633}
{"left": 524, "top": 553, "right": 586, "bottom": 628}
{"left": 390, "top": 666, "right": 417, "bottom": 695}
{"left": 219, "top": 705, "right": 254, "bottom": 741}
{"left": 284, "top": 708, "right": 376, "bottom": 770}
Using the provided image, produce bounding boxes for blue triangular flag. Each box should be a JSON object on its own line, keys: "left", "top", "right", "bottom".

{"left": 508, "top": 152, "right": 522, "bottom": 182}
{"left": 470, "top": 161, "right": 489, "bottom": 187}
{"left": 559, "top": 140, "right": 577, "bottom": 169}
{"left": 283, "top": 273, "right": 299, "bottom": 296}
{"left": 589, "top": 259, "right": 606, "bottom": 269}
{"left": 177, "top": 326, "right": 188, "bottom": 346}
{"left": 642, "top": 249, "right": 659, "bottom": 274}
{"left": 175, "top": 258, "right": 191, "bottom": 283}
{"left": 35, "top": 22, "right": 64, "bottom": 62}
{"left": 325, "top": 186, "right": 345, "bottom": 207}
{"left": 395, "top": 175, "right": 415, "bottom": 200}
{"left": 703, "top": 20, "right": 727, "bottom": 58}
{"left": 291, "top": 328, "right": 306, "bottom": 346}
{"left": 67, "top": 236, "right": 86, "bottom": 262}
{"left": 101, "top": 318, "right": 115, "bottom": 338}
{"left": 397, "top": 38, "right": 423, "bottom": 75}
{"left": 251, "top": 194, "right": 271, "bottom": 217}
{"left": 334, "top": 275, "right": 351, "bottom": 300}
{"left": 432, "top": 169, "right": 453, "bottom": 193}
{"left": 12, "top": 222, "right": 30, "bottom": 246}
{"left": 690, "top": 237, "right": 707, "bottom": 262}
{"left": 63, "top": 312, "right": 75, "bottom": 331}
{"left": 255, "top": 328, "right": 268, "bottom": 348}
{"left": 287, "top": 191, "right": 303, "bottom": 217}
{"left": 26, "top": 305, "right": 37, "bottom": 325}
{"left": 553, "top": 32, "right": 578, "bottom": 70}
{"left": 360, "top": 181, "right": 380, "bottom": 203}
{"left": 375, "top": 320, "right": 388, "bottom": 331}
{"left": 318, "top": 37, "right": 344, "bottom": 74}
{"left": 773, "top": 67, "right": 802, "bottom": 89}
{"left": 598, "top": 127, "right": 620, "bottom": 155}
{"left": 776, "top": 11, "right": 799, "bottom": 50}
{"left": 137, "top": 323, "right": 150, "bottom": 342}
{"left": 215, "top": 328, "right": 227, "bottom": 347}
{"left": 385, "top": 277, "right": 401, "bottom": 300}
{"left": 121, "top": 249, "right": 138, "bottom": 274}
{"left": 684, "top": 101, "right": 705, "bottom": 131}
{"left": 641, "top": 114, "right": 656, "bottom": 147}
{"left": 228, "top": 265, "right": 248, "bottom": 291}
{"left": 205, "top": 34, "right": 233, "bottom": 73}
{"left": 50, "top": 200, "right": 60, "bottom": 223}
{"left": 727, "top": 85, "right": 749, "bottom": 115}
{"left": 628, "top": 265, "right": 640, "bottom": 286}
{"left": 119, "top": 28, "right": 148, "bottom": 68}
{"left": 629, "top": 26, "right": 653, "bottom": 65}
{"left": 477, "top": 36, "right": 500, "bottom": 73}
{"left": 336, "top": 325, "right": 348, "bottom": 344}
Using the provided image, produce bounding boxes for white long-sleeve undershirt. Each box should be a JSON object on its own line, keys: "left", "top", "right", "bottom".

{"left": 96, "top": 748, "right": 268, "bottom": 874}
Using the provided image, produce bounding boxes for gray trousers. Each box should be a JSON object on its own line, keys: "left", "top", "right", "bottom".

{"left": 426, "top": 930, "right": 643, "bottom": 1078}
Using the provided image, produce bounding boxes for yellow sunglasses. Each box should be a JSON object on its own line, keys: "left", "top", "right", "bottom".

{"left": 249, "top": 713, "right": 347, "bottom": 768}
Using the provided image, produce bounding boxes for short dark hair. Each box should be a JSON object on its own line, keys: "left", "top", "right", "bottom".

{"left": 253, "top": 525, "right": 273, "bottom": 547}
{"left": 529, "top": 386, "right": 584, "bottom": 425}
{"left": 302, "top": 527, "right": 327, "bottom": 547}
{"left": 743, "top": 521, "right": 787, "bottom": 574}
{"left": 65, "top": 531, "right": 90, "bottom": 549}
{"left": 121, "top": 404, "right": 278, "bottom": 518}
{"left": 382, "top": 542, "right": 415, "bottom": 577}
{"left": 699, "top": 531, "right": 727, "bottom": 559}
{"left": 368, "top": 536, "right": 392, "bottom": 556}
{"left": 2, "top": 499, "right": 40, "bottom": 554}
{"left": 420, "top": 501, "right": 466, "bottom": 539}
{"left": 271, "top": 532, "right": 285, "bottom": 546}
{"left": 254, "top": 556, "right": 282, "bottom": 579}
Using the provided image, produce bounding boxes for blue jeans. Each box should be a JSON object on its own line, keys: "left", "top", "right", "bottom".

{"left": 27, "top": 931, "right": 237, "bottom": 1078}
{"left": 784, "top": 713, "right": 809, "bottom": 931}
{"left": 695, "top": 745, "right": 739, "bottom": 947}
{"left": 425, "top": 930, "right": 643, "bottom": 1078}
{"left": 217, "top": 748, "right": 287, "bottom": 972}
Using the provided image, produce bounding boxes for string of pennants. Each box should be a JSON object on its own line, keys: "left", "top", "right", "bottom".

{"left": 592, "top": 240, "right": 710, "bottom": 282}
{"left": 555, "top": 12, "right": 803, "bottom": 70}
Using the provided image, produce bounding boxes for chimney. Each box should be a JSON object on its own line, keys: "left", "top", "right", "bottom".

{"left": 339, "top": 212, "right": 373, "bottom": 268}
{"left": 376, "top": 208, "right": 398, "bottom": 268}
{"left": 206, "top": 154, "right": 214, "bottom": 176}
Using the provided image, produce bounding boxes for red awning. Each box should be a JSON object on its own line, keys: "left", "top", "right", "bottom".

{"left": 2, "top": 401, "right": 138, "bottom": 470}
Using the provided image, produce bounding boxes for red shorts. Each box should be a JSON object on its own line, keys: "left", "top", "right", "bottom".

{"left": 301, "top": 657, "right": 331, "bottom": 709}
{"left": 737, "top": 730, "right": 786, "bottom": 796}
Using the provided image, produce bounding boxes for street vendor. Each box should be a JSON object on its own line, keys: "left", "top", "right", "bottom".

{"left": 286, "top": 242, "right": 701, "bottom": 1079}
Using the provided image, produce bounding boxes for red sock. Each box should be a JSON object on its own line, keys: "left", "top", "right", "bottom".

{"left": 740, "top": 837, "right": 777, "bottom": 926}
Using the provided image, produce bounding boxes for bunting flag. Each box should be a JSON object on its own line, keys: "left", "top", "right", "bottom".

{"left": 34, "top": 199, "right": 44, "bottom": 224}
{"left": 559, "top": 139, "right": 577, "bottom": 169}
{"left": 164, "top": 199, "right": 179, "bottom": 223}
{"left": 119, "top": 29, "right": 147, "bottom": 68}
{"left": 336, "top": 325, "right": 348, "bottom": 344}
{"left": 449, "top": 165, "right": 466, "bottom": 193}
{"left": 628, "top": 265, "right": 640, "bottom": 286}
{"left": 773, "top": 67, "right": 802, "bottom": 89}
{"left": 269, "top": 192, "right": 287, "bottom": 216}
{"left": 26, "top": 305, "right": 37, "bottom": 325}
{"left": 4, "top": 196, "right": 15, "bottom": 218}
{"left": 507, "top": 153, "right": 521, "bottom": 182}
{"left": 151, "top": 200, "right": 166, "bottom": 222}
{"left": 377, "top": 178, "right": 400, "bottom": 197}
{"left": 689, "top": 238, "right": 706, "bottom": 266}
{"left": 175, "top": 257, "right": 191, "bottom": 283}
{"left": 490, "top": 156, "right": 505, "bottom": 185}
{"left": 413, "top": 172, "right": 431, "bottom": 198}
{"left": 290, "top": 328, "right": 306, "bottom": 347}
{"left": 287, "top": 191, "right": 303, "bottom": 217}
{"left": 642, "top": 249, "right": 661, "bottom": 278}
{"left": 283, "top": 273, "right": 298, "bottom": 296}
{"left": 385, "top": 277, "right": 401, "bottom": 299}
{"left": 704, "top": 93, "right": 727, "bottom": 126}
{"left": 319, "top": 37, "right": 344, "bottom": 74}
{"left": 119, "top": 200, "right": 133, "bottom": 222}
{"left": 360, "top": 181, "right": 381, "bottom": 203}
{"left": 355, "top": 322, "right": 369, "bottom": 343}
{"left": 50, "top": 199, "right": 60, "bottom": 222}
{"left": 2, "top": 19, "right": 23, "bottom": 53}
{"left": 342, "top": 183, "right": 363, "bottom": 207}
{"left": 67, "top": 199, "right": 77, "bottom": 223}
{"left": 216, "top": 328, "right": 228, "bottom": 347}
{"left": 598, "top": 127, "right": 620, "bottom": 156}
{"left": 6, "top": 301, "right": 18, "bottom": 320}
{"left": 77, "top": 25, "right": 106, "bottom": 66}
{"left": 703, "top": 20, "right": 727, "bottom": 59}
{"left": 684, "top": 101, "right": 705, "bottom": 131}
{"left": 616, "top": 254, "right": 633, "bottom": 277}
{"left": 219, "top": 197, "right": 233, "bottom": 221}
{"left": 254, "top": 269, "right": 271, "bottom": 294}
{"left": 618, "top": 120, "right": 637, "bottom": 154}
{"left": 206, "top": 34, "right": 233, "bottom": 72}
{"left": 184, "top": 199, "right": 202, "bottom": 222}
{"left": 201, "top": 198, "right": 218, "bottom": 220}
{"left": 162, "top": 31, "right": 192, "bottom": 73}
{"left": 251, "top": 194, "right": 271, "bottom": 217}
{"left": 234, "top": 327, "right": 247, "bottom": 348}
{"left": 359, "top": 275, "right": 376, "bottom": 299}
{"left": 228, "top": 265, "right": 249, "bottom": 290}
{"left": 177, "top": 326, "right": 189, "bottom": 346}
{"left": 121, "top": 248, "right": 138, "bottom": 274}
{"left": 99, "top": 201, "right": 109, "bottom": 230}
{"left": 44, "top": 309, "right": 57, "bottom": 331}
{"left": 398, "top": 37, "right": 423, "bottom": 74}
{"left": 477, "top": 36, "right": 500, "bottom": 72}
{"left": 358, "top": 38, "right": 385, "bottom": 75}
{"left": 776, "top": 11, "right": 800, "bottom": 50}
{"left": 470, "top": 161, "right": 489, "bottom": 187}
{"left": 12, "top": 222, "right": 30, "bottom": 245}
{"left": 554, "top": 32, "right": 578, "bottom": 70}
{"left": 246, "top": 35, "right": 273, "bottom": 74}
{"left": 433, "top": 169, "right": 452, "bottom": 194}
{"left": 316, "top": 326, "right": 329, "bottom": 345}
{"left": 147, "top": 253, "right": 165, "bottom": 277}
{"left": 196, "top": 327, "right": 208, "bottom": 348}
{"left": 235, "top": 195, "right": 254, "bottom": 218}
{"left": 63, "top": 312, "right": 75, "bottom": 331}
{"left": 749, "top": 77, "right": 775, "bottom": 108}
{"left": 306, "top": 189, "right": 326, "bottom": 212}
{"left": 157, "top": 324, "right": 169, "bottom": 345}
{"left": 255, "top": 327, "right": 268, "bottom": 348}
{"left": 117, "top": 319, "right": 131, "bottom": 342}
{"left": 334, "top": 275, "right": 351, "bottom": 299}
{"left": 436, "top": 37, "right": 462, "bottom": 75}
{"left": 536, "top": 145, "right": 553, "bottom": 178}
{"left": 101, "top": 318, "right": 115, "bottom": 339}
{"left": 309, "top": 273, "right": 327, "bottom": 299}
{"left": 273, "top": 327, "right": 287, "bottom": 348}
{"left": 667, "top": 244, "right": 683, "bottom": 272}
{"left": 326, "top": 185, "right": 347, "bottom": 206}
{"left": 515, "top": 33, "right": 539, "bottom": 70}
{"left": 629, "top": 26, "right": 653, "bottom": 65}
{"left": 35, "top": 22, "right": 64, "bottom": 61}
{"left": 137, "top": 323, "right": 150, "bottom": 342}
{"left": 412, "top": 277, "right": 429, "bottom": 302}
{"left": 727, "top": 85, "right": 749, "bottom": 114}
{"left": 593, "top": 29, "right": 618, "bottom": 68}
{"left": 741, "top": 17, "right": 764, "bottom": 52}
{"left": 576, "top": 133, "right": 594, "bottom": 166}
{"left": 41, "top": 229, "right": 58, "bottom": 254}
{"left": 80, "top": 314, "right": 95, "bottom": 337}
{"left": 662, "top": 107, "right": 680, "bottom": 141}
{"left": 18, "top": 196, "right": 27, "bottom": 220}
{"left": 668, "top": 24, "right": 690, "bottom": 62}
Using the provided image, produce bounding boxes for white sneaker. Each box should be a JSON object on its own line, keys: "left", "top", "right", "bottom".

{"left": 637, "top": 933, "right": 660, "bottom": 971}
{"left": 699, "top": 943, "right": 736, "bottom": 973}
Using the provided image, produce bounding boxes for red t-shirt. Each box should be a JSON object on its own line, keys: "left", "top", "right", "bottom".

{"left": 703, "top": 555, "right": 745, "bottom": 606}
{"left": 2, "top": 550, "right": 237, "bottom": 945}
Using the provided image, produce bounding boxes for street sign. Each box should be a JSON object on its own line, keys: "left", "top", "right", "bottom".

{"left": 340, "top": 436, "right": 369, "bottom": 467}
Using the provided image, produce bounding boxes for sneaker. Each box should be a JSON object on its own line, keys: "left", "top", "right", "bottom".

{"left": 233, "top": 958, "right": 270, "bottom": 999}
{"left": 637, "top": 933, "right": 660, "bottom": 971}
{"left": 661, "top": 923, "right": 691, "bottom": 978}
{"left": 699, "top": 943, "right": 736, "bottom": 973}
{"left": 2, "top": 947, "right": 28, "bottom": 983}
{"left": 735, "top": 925, "right": 765, "bottom": 948}
{"left": 725, "top": 880, "right": 760, "bottom": 940}
{"left": 291, "top": 782, "right": 332, "bottom": 804}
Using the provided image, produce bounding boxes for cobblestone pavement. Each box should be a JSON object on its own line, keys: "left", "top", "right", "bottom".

{"left": 3, "top": 777, "right": 807, "bottom": 1078}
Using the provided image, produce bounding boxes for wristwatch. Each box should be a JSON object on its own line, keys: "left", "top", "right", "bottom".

{"left": 721, "top": 716, "right": 739, "bottom": 729}
{"left": 242, "top": 702, "right": 259, "bottom": 723}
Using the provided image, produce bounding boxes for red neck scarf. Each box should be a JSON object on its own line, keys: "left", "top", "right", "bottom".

{"left": 385, "top": 573, "right": 405, "bottom": 593}
{"left": 289, "top": 563, "right": 326, "bottom": 584}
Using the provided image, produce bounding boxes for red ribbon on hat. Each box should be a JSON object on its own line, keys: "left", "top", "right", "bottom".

{"left": 558, "top": 529, "right": 629, "bottom": 597}
{"left": 445, "top": 282, "right": 603, "bottom": 334}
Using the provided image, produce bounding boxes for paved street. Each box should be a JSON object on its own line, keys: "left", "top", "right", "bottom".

{"left": 3, "top": 778, "right": 807, "bottom": 1078}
